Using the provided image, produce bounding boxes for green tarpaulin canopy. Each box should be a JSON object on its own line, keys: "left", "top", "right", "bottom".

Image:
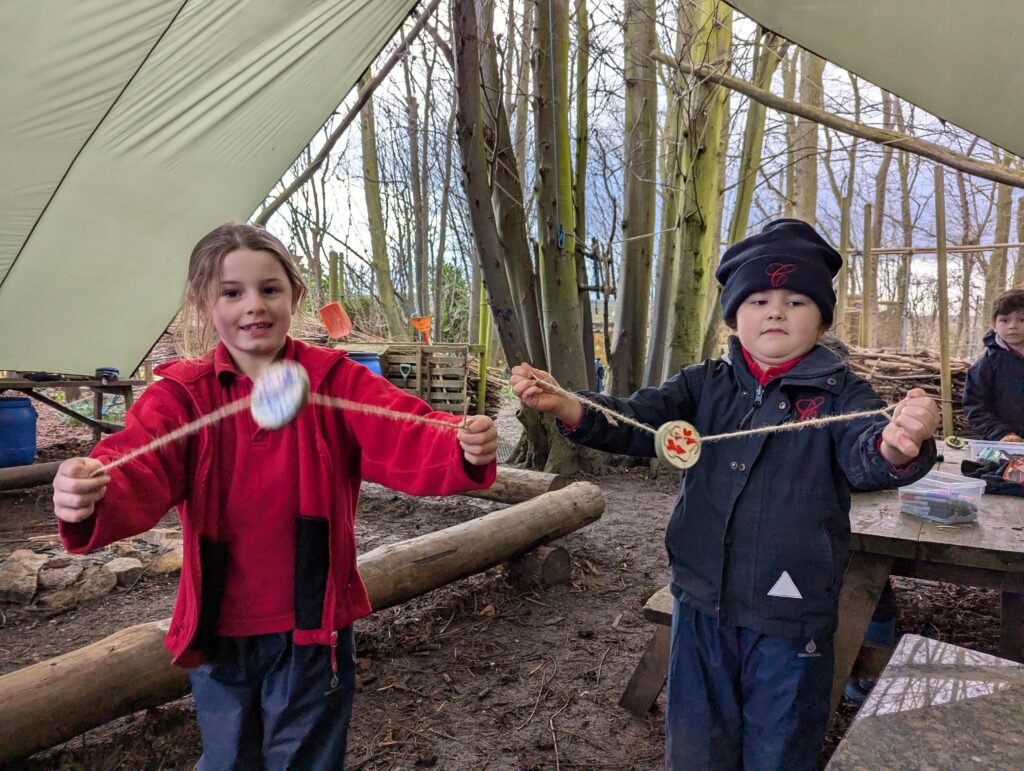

{"left": 0, "top": 0, "right": 416, "bottom": 375}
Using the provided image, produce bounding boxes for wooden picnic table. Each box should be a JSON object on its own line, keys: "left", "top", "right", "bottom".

{"left": 0, "top": 377, "right": 143, "bottom": 440}
{"left": 827, "top": 634, "right": 1024, "bottom": 768}
{"left": 831, "top": 446, "right": 1024, "bottom": 712}
{"left": 620, "top": 447, "right": 1024, "bottom": 716}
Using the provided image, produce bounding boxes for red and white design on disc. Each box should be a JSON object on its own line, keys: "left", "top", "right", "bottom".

{"left": 655, "top": 420, "right": 701, "bottom": 469}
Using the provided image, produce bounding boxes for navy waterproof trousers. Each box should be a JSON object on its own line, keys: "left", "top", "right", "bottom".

{"left": 189, "top": 628, "right": 356, "bottom": 770}
{"left": 665, "top": 598, "right": 832, "bottom": 770}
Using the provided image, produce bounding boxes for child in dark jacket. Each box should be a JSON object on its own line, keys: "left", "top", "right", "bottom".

{"left": 512, "top": 219, "right": 938, "bottom": 770}
{"left": 963, "top": 288, "right": 1024, "bottom": 441}
{"left": 52, "top": 223, "right": 498, "bottom": 769}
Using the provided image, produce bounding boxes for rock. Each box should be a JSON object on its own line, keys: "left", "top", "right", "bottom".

{"left": 106, "top": 557, "right": 144, "bottom": 586}
{"left": 136, "top": 528, "right": 183, "bottom": 549}
{"left": 149, "top": 548, "right": 184, "bottom": 575}
{"left": 0, "top": 550, "right": 49, "bottom": 604}
{"left": 35, "top": 587, "right": 77, "bottom": 610}
{"left": 37, "top": 560, "right": 85, "bottom": 590}
{"left": 77, "top": 565, "right": 117, "bottom": 601}
{"left": 110, "top": 542, "right": 146, "bottom": 559}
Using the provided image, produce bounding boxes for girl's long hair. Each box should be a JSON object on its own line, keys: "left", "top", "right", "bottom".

{"left": 175, "top": 223, "right": 308, "bottom": 360}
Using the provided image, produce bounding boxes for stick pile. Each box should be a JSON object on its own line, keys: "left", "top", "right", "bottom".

{"left": 846, "top": 347, "right": 972, "bottom": 436}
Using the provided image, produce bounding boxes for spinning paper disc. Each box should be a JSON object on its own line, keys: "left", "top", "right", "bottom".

{"left": 655, "top": 420, "right": 701, "bottom": 469}
{"left": 251, "top": 360, "right": 310, "bottom": 430}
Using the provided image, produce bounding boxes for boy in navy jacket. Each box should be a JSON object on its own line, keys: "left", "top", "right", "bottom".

{"left": 512, "top": 219, "right": 938, "bottom": 770}
{"left": 963, "top": 288, "right": 1024, "bottom": 441}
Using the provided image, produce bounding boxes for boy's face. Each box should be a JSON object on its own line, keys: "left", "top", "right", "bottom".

{"left": 735, "top": 288, "right": 823, "bottom": 367}
{"left": 994, "top": 308, "right": 1024, "bottom": 349}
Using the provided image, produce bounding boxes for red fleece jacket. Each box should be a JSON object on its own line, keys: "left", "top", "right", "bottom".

{"left": 59, "top": 339, "right": 496, "bottom": 666}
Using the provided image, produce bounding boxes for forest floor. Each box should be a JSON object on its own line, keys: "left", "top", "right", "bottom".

{"left": 0, "top": 399, "right": 1002, "bottom": 769}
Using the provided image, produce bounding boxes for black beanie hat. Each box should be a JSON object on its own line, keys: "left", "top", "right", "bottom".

{"left": 716, "top": 218, "right": 843, "bottom": 326}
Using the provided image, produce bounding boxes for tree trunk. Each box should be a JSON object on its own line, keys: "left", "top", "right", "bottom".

{"left": 0, "top": 482, "right": 605, "bottom": 763}
{"left": 574, "top": 0, "right": 595, "bottom": 389}
{"left": 453, "top": 0, "right": 549, "bottom": 464}
{"left": 702, "top": 30, "right": 784, "bottom": 358}
{"left": 643, "top": 76, "right": 681, "bottom": 386}
{"left": 432, "top": 101, "right": 458, "bottom": 341}
{"left": 665, "top": 0, "right": 731, "bottom": 373}
{"left": 781, "top": 47, "right": 797, "bottom": 217}
{"left": 954, "top": 169, "right": 978, "bottom": 355}
{"left": 403, "top": 56, "right": 431, "bottom": 319}
{"left": 359, "top": 72, "right": 411, "bottom": 341}
{"left": 985, "top": 148, "right": 1012, "bottom": 314}
{"left": 1015, "top": 197, "right": 1024, "bottom": 288}
{"left": 478, "top": 0, "right": 547, "bottom": 367}
{"left": 608, "top": 0, "right": 657, "bottom": 396}
{"left": 793, "top": 50, "right": 824, "bottom": 226}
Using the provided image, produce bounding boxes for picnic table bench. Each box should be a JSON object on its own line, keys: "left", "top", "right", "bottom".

{"left": 827, "top": 634, "right": 1024, "bottom": 768}
{"left": 620, "top": 448, "right": 1024, "bottom": 716}
{"left": 1, "top": 376, "right": 142, "bottom": 440}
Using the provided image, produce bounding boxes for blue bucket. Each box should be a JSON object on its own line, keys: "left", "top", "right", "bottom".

{"left": 0, "top": 397, "right": 37, "bottom": 467}
{"left": 348, "top": 352, "right": 383, "bottom": 377}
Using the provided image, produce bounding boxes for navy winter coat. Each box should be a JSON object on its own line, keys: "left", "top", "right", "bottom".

{"left": 963, "top": 330, "right": 1024, "bottom": 440}
{"left": 563, "top": 337, "right": 935, "bottom": 639}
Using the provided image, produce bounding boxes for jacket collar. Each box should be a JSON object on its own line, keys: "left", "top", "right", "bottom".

{"left": 726, "top": 335, "right": 845, "bottom": 393}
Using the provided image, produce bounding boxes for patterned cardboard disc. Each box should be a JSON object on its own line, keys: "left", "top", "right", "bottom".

{"left": 655, "top": 420, "right": 701, "bottom": 469}
{"left": 251, "top": 360, "right": 310, "bottom": 430}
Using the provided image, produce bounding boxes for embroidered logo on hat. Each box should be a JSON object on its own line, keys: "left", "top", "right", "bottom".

{"left": 765, "top": 262, "right": 797, "bottom": 288}
{"left": 767, "top": 570, "right": 803, "bottom": 599}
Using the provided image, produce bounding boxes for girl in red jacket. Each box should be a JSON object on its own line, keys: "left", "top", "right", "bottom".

{"left": 52, "top": 223, "right": 498, "bottom": 769}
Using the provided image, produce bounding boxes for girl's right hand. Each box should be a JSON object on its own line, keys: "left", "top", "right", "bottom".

{"left": 510, "top": 363, "right": 583, "bottom": 426}
{"left": 53, "top": 458, "right": 109, "bottom": 523}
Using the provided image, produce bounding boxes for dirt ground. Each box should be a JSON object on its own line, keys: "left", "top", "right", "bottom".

{"left": 0, "top": 401, "right": 1003, "bottom": 770}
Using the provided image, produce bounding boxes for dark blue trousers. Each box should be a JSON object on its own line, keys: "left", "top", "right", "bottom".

{"left": 665, "top": 599, "right": 832, "bottom": 770}
{"left": 189, "top": 628, "right": 356, "bottom": 770}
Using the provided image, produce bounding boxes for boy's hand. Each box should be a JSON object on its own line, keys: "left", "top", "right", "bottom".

{"left": 457, "top": 415, "right": 499, "bottom": 466}
{"left": 53, "top": 457, "right": 109, "bottom": 523}
{"left": 1002, "top": 433, "right": 1023, "bottom": 442}
{"left": 510, "top": 363, "right": 583, "bottom": 426}
{"left": 880, "top": 387, "right": 939, "bottom": 465}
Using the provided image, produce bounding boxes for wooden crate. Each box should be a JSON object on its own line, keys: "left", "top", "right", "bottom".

{"left": 383, "top": 344, "right": 471, "bottom": 413}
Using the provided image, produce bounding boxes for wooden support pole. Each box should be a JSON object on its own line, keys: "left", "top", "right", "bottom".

{"left": 860, "top": 203, "right": 873, "bottom": 347}
{"left": 476, "top": 281, "right": 490, "bottom": 415}
{"left": 935, "top": 166, "right": 955, "bottom": 437}
{"left": 0, "top": 482, "right": 604, "bottom": 762}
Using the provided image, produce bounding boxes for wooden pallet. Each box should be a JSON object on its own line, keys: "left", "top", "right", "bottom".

{"left": 383, "top": 344, "right": 470, "bottom": 413}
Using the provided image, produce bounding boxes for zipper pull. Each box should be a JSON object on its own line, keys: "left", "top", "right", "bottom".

{"left": 754, "top": 385, "right": 764, "bottom": 406}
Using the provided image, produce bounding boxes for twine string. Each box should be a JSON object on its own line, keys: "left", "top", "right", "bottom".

{"left": 94, "top": 375, "right": 900, "bottom": 476}
{"left": 526, "top": 374, "right": 896, "bottom": 444}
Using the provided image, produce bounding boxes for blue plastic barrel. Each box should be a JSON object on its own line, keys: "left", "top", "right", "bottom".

{"left": 0, "top": 397, "right": 37, "bottom": 467}
{"left": 348, "top": 352, "right": 383, "bottom": 377}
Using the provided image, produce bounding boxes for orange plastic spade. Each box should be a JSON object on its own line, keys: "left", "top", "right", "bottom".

{"left": 411, "top": 315, "right": 432, "bottom": 346}
{"left": 319, "top": 302, "right": 352, "bottom": 339}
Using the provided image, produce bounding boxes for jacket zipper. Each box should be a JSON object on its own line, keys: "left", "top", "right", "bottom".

{"left": 737, "top": 384, "right": 765, "bottom": 430}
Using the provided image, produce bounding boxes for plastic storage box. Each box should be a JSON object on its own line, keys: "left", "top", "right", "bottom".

{"left": 898, "top": 470, "right": 985, "bottom": 524}
{"left": 968, "top": 439, "right": 1024, "bottom": 463}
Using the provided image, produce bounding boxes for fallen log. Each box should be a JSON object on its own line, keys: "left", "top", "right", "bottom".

{"left": 0, "top": 461, "right": 61, "bottom": 492}
{"left": 464, "top": 466, "right": 568, "bottom": 503}
{"left": 0, "top": 481, "right": 604, "bottom": 762}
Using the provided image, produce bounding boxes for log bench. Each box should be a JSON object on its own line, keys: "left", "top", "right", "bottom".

{"left": 619, "top": 586, "right": 893, "bottom": 715}
{"left": 827, "top": 634, "right": 1024, "bottom": 768}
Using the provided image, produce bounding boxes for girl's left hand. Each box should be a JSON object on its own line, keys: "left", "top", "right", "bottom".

{"left": 457, "top": 415, "right": 499, "bottom": 465}
{"left": 881, "top": 387, "right": 939, "bottom": 464}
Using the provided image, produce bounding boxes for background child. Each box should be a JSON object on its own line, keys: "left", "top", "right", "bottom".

{"left": 512, "top": 219, "right": 938, "bottom": 770}
{"left": 963, "top": 288, "right": 1024, "bottom": 441}
{"left": 52, "top": 223, "right": 498, "bottom": 769}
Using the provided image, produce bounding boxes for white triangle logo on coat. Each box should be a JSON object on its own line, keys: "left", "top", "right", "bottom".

{"left": 767, "top": 570, "right": 803, "bottom": 599}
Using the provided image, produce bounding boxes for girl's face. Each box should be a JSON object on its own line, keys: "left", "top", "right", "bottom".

{"left": 994, "top": 308, "right": 1024, "bottom": 351}
{"left": 211, "top": 248, "right": 298, "bottom": 378}
{"left": 735, "top": 288, "right": 823, "bottom": 368}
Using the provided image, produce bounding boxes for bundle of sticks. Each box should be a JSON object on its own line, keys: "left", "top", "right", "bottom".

{"left": 845, "top": 347, "right": 973, "bottom": 436}
{"left": 467, "top": 358, "right": 506, "bottom": 418}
